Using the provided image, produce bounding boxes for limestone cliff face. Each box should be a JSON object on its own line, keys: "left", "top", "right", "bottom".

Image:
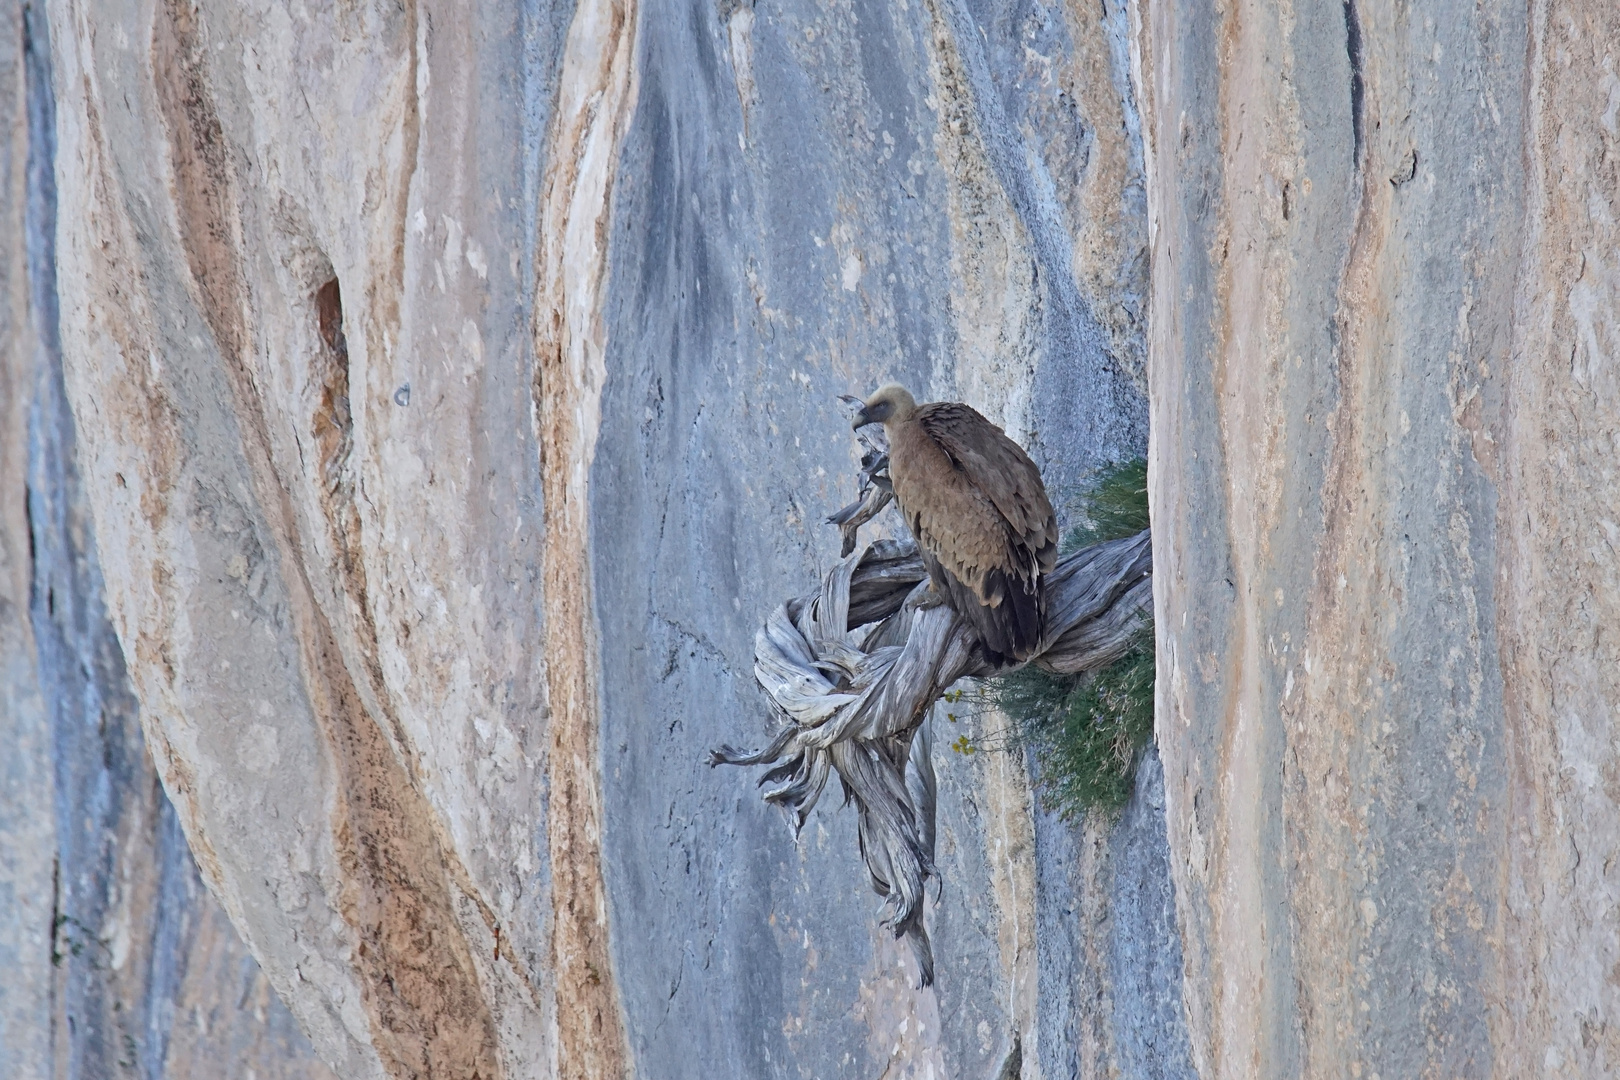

{"left": 3, "top": 8, "right": 334, "bottom": 1078}
{"left": 15, "top": 0, "right": 1613, "bottom": 1075}
{"left": 4, "top": 0, "right": 1187, "bottom": 1077}
{"left": 1143, "top": 0, "right": 1620, "bottom": 1075}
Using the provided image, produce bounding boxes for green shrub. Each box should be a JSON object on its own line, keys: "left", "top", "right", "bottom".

{"left": 988, "top": 458, "right": 1155, "bottom": 819}
{"left": 1061, "top": 456, "right": 1149, "bottom": 553}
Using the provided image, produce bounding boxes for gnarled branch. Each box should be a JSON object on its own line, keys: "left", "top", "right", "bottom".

{"left": 713, "top": 451, "right": 1152, "bottom": 986}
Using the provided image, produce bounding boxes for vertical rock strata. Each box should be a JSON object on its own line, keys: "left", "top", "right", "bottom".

{"left": 44, "top": 0, "right": 562, "bottom": 1073}
{"left": 3, "top": 6, "right": 335, "bottom": 1078}
{"left": 1497, "top": 2, "right": 1620, "bottom": 1074}
{"left": 0, "top": 7, "right": 54, "bottom": 1072}
{"left": 1142, "top": 0, "right": 1620, "bottom": 1074}
{"left": 18, "top": 0, "right": 1186, "bottom": 1076}
{"left": 594, "top": 3, "right": 1172, "bottom": 1077}
{"left": 533, "top": 0, "right": 639, "bottom": 1075}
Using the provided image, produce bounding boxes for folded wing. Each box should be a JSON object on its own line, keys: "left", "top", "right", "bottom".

{"left": 888, "top": 403, "right": 1057, "bottom": 663}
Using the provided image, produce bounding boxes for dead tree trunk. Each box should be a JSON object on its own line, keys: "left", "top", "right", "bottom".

{"left": 712, "top": 435, "right": 1152, "bottom": 986}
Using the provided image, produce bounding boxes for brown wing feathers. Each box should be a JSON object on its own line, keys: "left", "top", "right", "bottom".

{"left": 917, "top": 404, "right": 1056, "bottom": 579}
{"left": 872, "top": 394, "right": 1057, "bottom": 665}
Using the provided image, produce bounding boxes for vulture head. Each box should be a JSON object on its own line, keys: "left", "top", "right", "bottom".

{"left": 852, "top": 383, "right": 918, "bottom": 429}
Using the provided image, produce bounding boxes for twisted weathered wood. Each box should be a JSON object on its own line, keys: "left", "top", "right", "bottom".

{"left": 713, "top": 454, "right": 1152, "bottom": 986}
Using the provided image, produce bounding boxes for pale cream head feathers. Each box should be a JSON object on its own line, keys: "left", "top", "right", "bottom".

{"left": 852, "top": 384, "right": 918, "bottom": 428}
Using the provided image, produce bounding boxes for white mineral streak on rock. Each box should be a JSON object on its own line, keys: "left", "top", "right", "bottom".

{"left": 727, "top": 5, "right": 758, "bottom": 149}
{"left": 533, "top": 0, "right": 640, "bottom": 1076}
{"left": 980, "top": 732, "right": 1043, "bottom": 1076}
{"left": 918, "top": 5, "right": 1043, "bottom": 1070}
{"left": 921, "top": 0, "right": 1039, "bottom": 444}
{"left": 1037, "top": 0, "right": 1151, "bottom": 396}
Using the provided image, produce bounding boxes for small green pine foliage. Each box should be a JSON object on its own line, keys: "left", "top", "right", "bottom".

{"left": 1062, "top": 457, "right": 1149, "bottom": 554}
{"left": 991, "top": 458, "right": 1154, "bottom": 819}
{"left": 995, "top": 623, "right": 1154, "bottom": 817}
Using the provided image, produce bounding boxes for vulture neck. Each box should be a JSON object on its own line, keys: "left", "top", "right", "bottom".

{"left": 882, "top": 401, "right": 918, "bottom": 431}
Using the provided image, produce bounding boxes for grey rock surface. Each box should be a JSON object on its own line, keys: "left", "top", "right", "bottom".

{"left": 1031, "top": 748, "right": 1196, "bottom": 1080}
{"left": 596, "top": 2, "right": 1167, "bottom": 1075}
{"left": 5, "top": 0, "right": 1190, "bottom": 1076}
{"left": 596, "top": 4, "right": 1153, "bottom": 1075}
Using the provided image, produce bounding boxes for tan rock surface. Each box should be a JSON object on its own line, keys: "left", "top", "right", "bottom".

{"left": 4, "top": 7, "right": 335, "bottom": 1077}
{"left": 1497, "top": 3, "right": 1620, "bottom": 1074}
{"left": 1143, "top": 0, "right": 1620, "bottom": 1074}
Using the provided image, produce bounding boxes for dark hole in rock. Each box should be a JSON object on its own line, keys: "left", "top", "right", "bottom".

{"left": 313, "top": 277, "right": 351, "bottom": 437}
{"left": 312, "top": 277, "right": 356, "bottom": 533}
{"left": 315, "top": 277, "right": 346, "bottom": 356}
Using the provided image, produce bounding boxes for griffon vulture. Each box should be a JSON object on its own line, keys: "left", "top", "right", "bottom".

{"left": 852, "top": 384, "right": 1057, "bottom": 665}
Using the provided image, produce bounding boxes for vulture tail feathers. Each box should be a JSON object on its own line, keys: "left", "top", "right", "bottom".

{"left": 922, "top": 551, "right": 1043, "bottom": 665}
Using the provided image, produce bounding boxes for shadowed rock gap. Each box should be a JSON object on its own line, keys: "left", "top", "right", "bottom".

{"left": 1343, "top": 0, "right": 1364, "bottom": 163}
{"left": 312, "top": 278, "right": 361, "bottom": 578}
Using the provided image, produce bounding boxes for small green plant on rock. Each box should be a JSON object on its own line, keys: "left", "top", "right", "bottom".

{"left": 988, "top": 458, "right": 1154, "bottom": 819}
{"left": 1060, "top": 456, "right": 1150, "bottom": 551}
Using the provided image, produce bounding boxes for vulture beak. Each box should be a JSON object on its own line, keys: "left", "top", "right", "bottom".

{"left": 852, "top": 406, "right": 872, "bottom": 429}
